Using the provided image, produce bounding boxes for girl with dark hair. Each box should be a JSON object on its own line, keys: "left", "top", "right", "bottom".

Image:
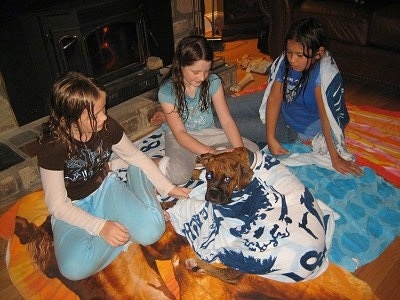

{"left": 37, "top": 71, "right": 190, "bottom": 281}
{"left": 222, "top": 18, "right": 363, "bottom": 176}
{"left": 151, "top": 35, "right": 259, "bottom": 184}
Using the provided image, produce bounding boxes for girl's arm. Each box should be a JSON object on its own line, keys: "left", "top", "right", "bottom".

{"left": 266, "top": 81, "right": 289, "bottom": 155}
{"left": 314, "top": 86, "right": 363, "bottom": 176}
{"left": 212, "top": 85, "right": 244, "bottom": 148}
{"left": 112, "top": 133, "right": 189, "bottom": 197}
{"left": 161, "top": 102, "right": 216, "bottom": 154}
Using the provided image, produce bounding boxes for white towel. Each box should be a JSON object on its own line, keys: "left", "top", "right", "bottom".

{"left": 168, "top": 150, "right": 337, "bottom": 282}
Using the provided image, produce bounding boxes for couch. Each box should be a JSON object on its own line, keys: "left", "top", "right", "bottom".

{"left": 258, "top": 0, "right": 400, "bottom": 87}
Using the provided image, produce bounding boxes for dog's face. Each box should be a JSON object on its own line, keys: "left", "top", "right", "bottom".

{"left": 197, "top": 147, "right": 254, "bottom": 204}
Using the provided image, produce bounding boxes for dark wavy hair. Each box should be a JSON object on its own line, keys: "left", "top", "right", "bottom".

{"left": 40, "top": 71, "right": 106, "bottom": 156}
{"left": 282, "top": 18, "right": 328, "bottom": 102}
{"left": 159, "top": 35, "right": 215, "bottom": 121}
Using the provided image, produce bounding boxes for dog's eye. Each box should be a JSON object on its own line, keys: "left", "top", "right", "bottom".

{"left": 224, "top": 176, "right": 231, "bottom": 183}
{"left": 206, "top": 171, "right": 214, "bottom": 181}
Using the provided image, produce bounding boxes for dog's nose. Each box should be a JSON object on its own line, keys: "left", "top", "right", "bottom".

{"left": 205, "top": 187, "right": 231, "bottom": 204}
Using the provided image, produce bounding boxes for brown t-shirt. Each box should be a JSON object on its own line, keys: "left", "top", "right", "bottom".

{"left": 37, "top": 117, "right": 123, "bottom": 200}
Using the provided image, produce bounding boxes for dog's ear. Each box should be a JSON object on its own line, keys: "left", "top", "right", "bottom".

{"left": 234, "top": 147, "right": 253, "bottom": 190}
{"left": 197, "top": 153, "right": 214, "bottom": 167}
{"left": 233, "top": 147, "right": 247, "bottom": 153}
{"left": 237, "top": 163, "right": 254, "bottom": 191}
{"left": 14, "top": 216, "right": 36, "bottom": 244}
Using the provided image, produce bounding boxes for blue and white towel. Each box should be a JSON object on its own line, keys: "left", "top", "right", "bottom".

{"left": 128, "top": 128, "right": 400, "bottom": 274}
{"left": 167, "top": 150, "right": 336, "bottom": 283}
{"left": 258, "top": 52, "right": 354, "bottom": 169}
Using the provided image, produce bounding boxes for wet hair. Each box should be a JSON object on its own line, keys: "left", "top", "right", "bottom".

{"left": 159, "top": 35, "right": 215, "bottom": 121}
{"left": 41, "top": 71, "right": 106, "bottom": 156}
{"left": 282, "top": 18, "right": 328, "bottom": 102}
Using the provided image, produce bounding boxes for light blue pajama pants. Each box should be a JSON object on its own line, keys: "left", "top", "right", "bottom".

{"left": 214, "top": 90, "right": 298, "bottom": 143}
{"left": 52, "top": 165, "right": 165, "bottom": 280}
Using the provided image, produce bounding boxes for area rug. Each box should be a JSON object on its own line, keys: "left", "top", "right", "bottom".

{"left": 345, "top": 103, "right": 400, "bottom": 188}
{"left": 0, "top": 192, "right": 377, "bottom": 299}
{"left": 0, "top": 102, "right": 397, "bottom": 299}
{"left": 0, "top": 161, "right": 378, "bottom": 299}
{"left": 134, "top": 103, "right": 400, "bottom": 273}
{"left": 261, "top": 104, "right": 400, "bottom": 272}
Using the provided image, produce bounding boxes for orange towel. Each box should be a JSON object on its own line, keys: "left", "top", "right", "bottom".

{"left": 346, "top": 104, "right": 400, "bottom": 188}
{"left": 1, "top": 190, "right": 377, "bottom": 300}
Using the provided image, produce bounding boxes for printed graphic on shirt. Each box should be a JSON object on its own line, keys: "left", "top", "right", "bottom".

{"left": 65, "top": 140, "right": 111, "bottom": 183}
{"left": 184, "top": 102, "right": 212, "bottom": 131}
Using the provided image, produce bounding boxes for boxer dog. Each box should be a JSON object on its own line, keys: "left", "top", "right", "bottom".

{"left": 15, "top": 215, "right": 347, "bottom": 299}
{"left": 14, "top": 215, "right": 175, "bottom": 299}
{"left": 195, "top": 147, "right": 255, "bottom": 204}
{"left": 148, "top": 219, "right": 343, "bottom": 299}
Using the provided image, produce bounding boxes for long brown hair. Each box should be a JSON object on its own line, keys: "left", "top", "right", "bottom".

{"left": 41, "top": 71, "right": 105, "bottom": 156}
{"left": 159, "top": 35, "right": 215, "bottom": 121}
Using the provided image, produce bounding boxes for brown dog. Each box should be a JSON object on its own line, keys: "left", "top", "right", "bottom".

{"left": 14, "top": 214, "right": 245, "bottom": 298}
{"left": 146, "top": 221, "right": 350, "bottom": 300}
{"left": 14, "top": 213, "right": 356, "bottom": 299}
{"left": 14, "top": 215, "right": 175, "bottom": 300}
{"left": 196, "top": 147, "right": 254, "bottom": 204}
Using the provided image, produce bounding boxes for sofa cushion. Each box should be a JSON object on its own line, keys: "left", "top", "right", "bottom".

{"left": 369, "top": 4, "right": 400, "bottom": 51}
{"left": 293, "top": 0, "right": 371, "bottom": 45}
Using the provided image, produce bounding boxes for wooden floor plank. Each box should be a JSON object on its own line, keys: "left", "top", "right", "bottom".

{"left": 375, "top": 259, "right": 400, "bottom": 300}
{"left": 354, "top": 237, "right": 400, "bottom": 292}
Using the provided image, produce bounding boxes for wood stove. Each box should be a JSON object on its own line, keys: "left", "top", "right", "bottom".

{"left": 0, "top": 0, "right": 174, "bottom": 126}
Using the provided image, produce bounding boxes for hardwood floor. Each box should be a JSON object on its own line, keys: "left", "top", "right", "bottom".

{"left": 0, "top": 39, "right": 399, "bottom": 299}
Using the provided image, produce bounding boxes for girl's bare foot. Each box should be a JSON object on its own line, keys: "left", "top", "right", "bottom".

{"left": 150, "top": 111, "right": 166, "bottom": 126}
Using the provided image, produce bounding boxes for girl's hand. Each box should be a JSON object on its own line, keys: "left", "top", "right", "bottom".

{"left": 207, "top": 147, "right": 234, "bottom": 155}
{"left": 149, "top": 111, "right": 166, "bottom": 126}
{"left": 268, "top": 139, "right": 290, "bottom": 156}
{"left": 99, "top": 220, "right": 130, "bottom": 247}
{"left": 168, "top": 186, "right": 191, "bottom": 198}
{"left": 332, "top": 157, "right": 364, "bottom": 176}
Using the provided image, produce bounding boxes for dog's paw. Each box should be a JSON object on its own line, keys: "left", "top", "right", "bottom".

{"left": 191, "top": 169, "right": 202, "bottom": 180}
{"left": 160, "top": 200, "right": 177, "bottom": 210}
{"left": 171, "top": 255, "right": 180, "bottom": 267}
{"left": 162, "top": 210, "right": 170, "bottom": 221}
{"left": 185, "top": 258, "right": 206, "bottom": 273}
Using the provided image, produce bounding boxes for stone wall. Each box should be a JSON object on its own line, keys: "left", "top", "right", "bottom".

{"left": 0, "top": 73, "right": 18, "bottom": 133}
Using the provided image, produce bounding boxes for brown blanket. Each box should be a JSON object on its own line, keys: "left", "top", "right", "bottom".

{"left": 0, "top": 190, "right": 377, "bottom": 299}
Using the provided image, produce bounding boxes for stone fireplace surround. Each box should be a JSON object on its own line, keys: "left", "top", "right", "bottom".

{"left": 0, "top": 0, "right": 237, "bottom": 209}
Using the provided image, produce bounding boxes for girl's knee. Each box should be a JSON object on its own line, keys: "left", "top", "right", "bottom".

{"left": 244, "top": 139, "right": 260, "bottom": 153}
{"left": 132, "top": 220, "right": 166, "bottom": 245}
{"left": 162, "top": 159, "right": 194, "bottom": 185}
{"left": 57, "top": 253, "right": 97, "bottom": 281}
{"left": 170, "top": 170, "right": 193, "bottom": 185}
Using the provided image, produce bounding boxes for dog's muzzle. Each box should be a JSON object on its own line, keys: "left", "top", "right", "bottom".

{"left": 205, "top": 186, "right": 232, "bottom": 204}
